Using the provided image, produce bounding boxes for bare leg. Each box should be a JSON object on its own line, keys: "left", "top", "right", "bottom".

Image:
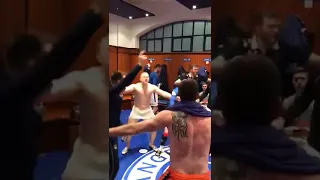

{"left": 122, "top": 118, "right": 137, "bottom": 155}
{"left": 148, "top": 106, "right": 158, "bottom": 150}
{"left": 156, "top": 127, "right": 168, "bottom": 156}
{"left": 149, "top": 131, "right": 157, "bottom": 149}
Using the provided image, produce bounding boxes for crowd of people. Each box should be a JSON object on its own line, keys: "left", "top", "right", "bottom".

{"left": 2, "top": 0, "right": 320, "bottom": 179}
{"left": 208, "top": 12, "right": 320, "bottom": 180}
{"left": 109, "top": 11, "right": 320, "bottom": 180}
{"left": 109, "top": 61, "right": 212, "bottom": 179}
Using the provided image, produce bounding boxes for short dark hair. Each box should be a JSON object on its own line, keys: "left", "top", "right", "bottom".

{"left": 154, "top": 64, "right": 161, "bottom": 69}
{"left": 6, "top": 34, "right": 42, "bottom": 70}
{"left": 201, "top": 81, "right": 207, "bottom": 86}
{"left": 219, "top": 55, "right": 281, "bottom": 125}
{"left": 252, "top": 12, "right": 279, "bottom": 26}
{"left": 178, "top": 79, "right": 199, "bottom": 101}
{"left": 111, "top": 71, "right": 123, "bottom": 84}
{"left": 292, "top": 67, "right": 307, "bottom": 75}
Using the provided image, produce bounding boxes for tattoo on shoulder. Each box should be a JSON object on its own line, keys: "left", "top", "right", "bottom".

{"left": 171, "top": 111, "right": 188, "bottom": 141}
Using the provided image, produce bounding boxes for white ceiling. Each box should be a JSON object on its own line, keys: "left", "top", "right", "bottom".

{"left": 120, "top": 0, "right": 211, "bottom": 20}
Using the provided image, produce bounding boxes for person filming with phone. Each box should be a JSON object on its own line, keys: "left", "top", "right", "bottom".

{"left": 282, "top": 67, "right": 319, "bottom": 157}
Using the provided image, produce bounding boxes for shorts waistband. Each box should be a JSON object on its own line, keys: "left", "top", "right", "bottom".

{"left": 159, "top": 167, "right": 210, "bottom": 180}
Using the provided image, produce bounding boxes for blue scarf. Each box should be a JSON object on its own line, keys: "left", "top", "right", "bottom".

{"left": 167, "top": 101, "right": 211, "bottom": 117}
{"left": 211, "top": 124, "right": 320, "bottom": 174}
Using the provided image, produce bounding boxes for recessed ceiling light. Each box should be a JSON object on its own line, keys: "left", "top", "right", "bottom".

{"left": 129, "top": 16, "right": 132, "bottom": 19}
{"left": 145, "top": 13, "right": 149, "bottom": 17}
{"left": 192, "top": 5, "right": 197, "bottom": 9}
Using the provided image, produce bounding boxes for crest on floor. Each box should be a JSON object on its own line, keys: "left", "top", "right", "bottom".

{"left": 121, "top": 146, "right": 211, "bottom": 179}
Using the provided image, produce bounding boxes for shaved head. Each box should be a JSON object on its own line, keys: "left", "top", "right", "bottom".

{"left": 140, "top": 72, "right": 149, "bottom": 84}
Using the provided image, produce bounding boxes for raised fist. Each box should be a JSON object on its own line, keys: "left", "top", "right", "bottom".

{"left": 138, "top": 50, "right": 148, "bottom": 65}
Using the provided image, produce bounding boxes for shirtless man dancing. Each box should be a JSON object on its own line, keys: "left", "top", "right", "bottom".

{"left": 110, "top": 79, "right": 211, "bottom": 179}
{"left": 42, "top": 37, "right": 109, "bottom": 180}
{"left": 121, "top": 72, "right": 172, "bottom": 155}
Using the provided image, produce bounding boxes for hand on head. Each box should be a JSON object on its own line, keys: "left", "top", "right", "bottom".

{"left": 138, "top": 50, "right": 148, "bottom": 65}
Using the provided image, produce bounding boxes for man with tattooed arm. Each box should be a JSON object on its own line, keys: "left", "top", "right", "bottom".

{"left": 109, "top": 79, "right": 211, "bottom": 180}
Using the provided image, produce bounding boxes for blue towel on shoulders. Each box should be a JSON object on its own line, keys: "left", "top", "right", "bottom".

{"left": 167, "top": 101, "right": 211, "bottom": 117}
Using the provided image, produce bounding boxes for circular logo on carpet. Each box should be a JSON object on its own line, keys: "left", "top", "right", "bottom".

{"left": 122, "top": 146, "right": 211, "bottom": 180}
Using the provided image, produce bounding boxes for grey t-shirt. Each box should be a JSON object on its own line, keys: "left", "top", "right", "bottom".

{"left": 283, "top": 94, "right": 314, "bottom": 127}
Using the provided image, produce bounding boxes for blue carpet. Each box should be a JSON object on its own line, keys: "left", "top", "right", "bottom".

{"left": 34, "top": 109, "right": 211, "bottom": 180}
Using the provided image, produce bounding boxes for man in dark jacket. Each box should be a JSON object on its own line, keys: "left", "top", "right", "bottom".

{"left": 109, "top": 51, "right": 146, "bottom": 179}
{"left": 1, "top": 0, "right": 107, "bottom": 179}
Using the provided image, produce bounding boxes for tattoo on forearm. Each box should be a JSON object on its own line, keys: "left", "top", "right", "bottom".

{"left": 172, "top": 111, "right": 188, "bottom": 141}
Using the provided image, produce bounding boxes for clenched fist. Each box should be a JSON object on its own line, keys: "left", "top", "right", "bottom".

{"left": 138, "top": 50, "right": 148, "bottom": 65}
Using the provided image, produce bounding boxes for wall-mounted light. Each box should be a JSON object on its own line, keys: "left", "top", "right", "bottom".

{"left": 149, "top": 58, "right": 155, "bottom": 63}
{"left": 192, "top": 5, "right": 197, "bottom": 9}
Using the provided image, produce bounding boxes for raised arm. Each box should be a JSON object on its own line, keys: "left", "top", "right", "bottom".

{"left": 110, "top": 65, "right": 141, "bottom": 94}
{"left": 122, "top": 84, "right": 136, "bottom": 95}
{"left": 41, "top": 71, "right": 83, "bottom": 102}
{"left": 110, "top": 51, "right": 146, "bottom": 94}
{"left": 109, "top": 110, "right": 171, "bottom": 136}
{"left": 155, "top": 86, "right": 171, "bottom": 99}
{"left": 0, "top": 0, "right": 107, "bottom": 103}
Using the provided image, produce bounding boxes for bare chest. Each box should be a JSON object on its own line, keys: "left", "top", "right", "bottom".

{"left": 135, "top": 85, "right": 155, "bottom": 98}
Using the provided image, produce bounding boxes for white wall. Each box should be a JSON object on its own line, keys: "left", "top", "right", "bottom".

{"left": 109, "top": 14, "right": 134, "bottom": 47}
{"left": 109, "top": 1, "right": 211, "bottom": 48}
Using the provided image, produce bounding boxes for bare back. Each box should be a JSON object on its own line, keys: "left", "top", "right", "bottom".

{"left": 167, "top": 111, "right": 211, "bottom": 174}
{"left": 77, "top": 67, "right": 108, "bottom": 152}
{"left": 132, "top": 83, "right": 156, "bottom": 110}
